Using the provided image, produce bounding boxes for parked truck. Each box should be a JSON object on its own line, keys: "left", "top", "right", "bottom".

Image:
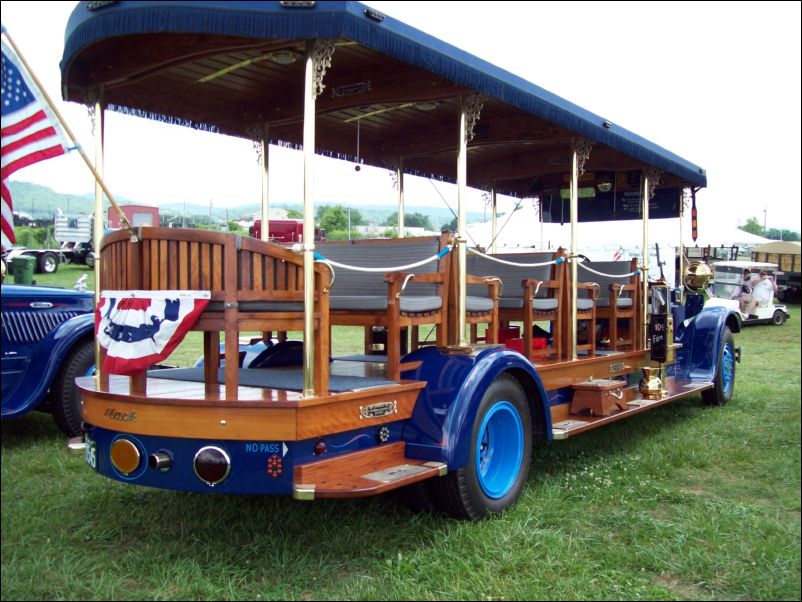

{"left": 752, "top": 241, "right": 801, "bottom": 302}
{"left": 249, "top": 219, "right": 325, "bottom": 243}
{"left": 2, "top": 213, "right": 94, "bottom": 274}
{"left": 107, "top": 204, "right": 159, "bottom": 229}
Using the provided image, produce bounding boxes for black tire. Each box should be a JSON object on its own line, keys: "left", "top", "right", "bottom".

{"left": 771, "top": 310, "right": 785, "bottom": 326}
{"left": 50, "top": 339, "right": 95, "bottom": 437}
{"left": 38, "top": 252, "right": 59, "bottom": 274}
{"left": 702, "top": 327, "right": 735, "bottom": 406}
{"left": 84, "top": 253, "right": 95, "bottom": 270}
{"left": 431, "top": 374, "right": 532, "bottom": 520}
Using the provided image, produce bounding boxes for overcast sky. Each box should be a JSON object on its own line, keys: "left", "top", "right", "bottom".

{"left": 2, "top": 1, "right": 800, "bottom": 231}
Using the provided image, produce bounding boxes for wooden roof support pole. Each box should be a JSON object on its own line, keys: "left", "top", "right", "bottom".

{"left": 642, "top": 171, "right": 650, "bottom": 350}
{"left": 93, "top": 97, "right": 107, "bottom": 387}
{"left": 302, "top": 40, "right": 317, "bottom": 397}
{"left": 490, "top": 187, "right": 497, "bottom": 254}
{"left": 456, "top": 93, "right": 484, "bottom": 346}
{"left": 397, "top": 158, "right": 405, "bottom": 238}
{"left": 457, "top": 98, "right": 469, "bottom": 346}
{"left": 678, "top": 188, "right": 687, "bottom": 307}
{"left": 569, "top": 146, "right": 579, "bottom": 360}
{"left": 261, "top": 126, "right": 270, "bottom": 242}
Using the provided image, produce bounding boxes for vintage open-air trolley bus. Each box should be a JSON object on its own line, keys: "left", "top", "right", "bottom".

{"left": 62, "top": 1, "right": 734, "bottom": 520}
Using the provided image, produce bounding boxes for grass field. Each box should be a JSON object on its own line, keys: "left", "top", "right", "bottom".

{"left": 2, "top": 268, "right": 800, "bottom": 600}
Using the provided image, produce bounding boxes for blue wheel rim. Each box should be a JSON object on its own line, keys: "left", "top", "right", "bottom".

{"left": 721, "top": 343, "right": 734, "bottom": 395}
{"left": 475, "top": 401, "right": 524, "bottom": 499}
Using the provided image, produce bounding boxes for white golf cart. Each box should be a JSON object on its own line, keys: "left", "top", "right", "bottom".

{"left": 705, "top": 260, "right": 790, "bottom": 326}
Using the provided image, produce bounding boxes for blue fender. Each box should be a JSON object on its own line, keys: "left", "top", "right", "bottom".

{"left": 2, "top": 313, "right": 95, "bottom": 419}
{"left": 400, "top": 345, "right": 550, "bottom": 470}
{"left": 674, "top": 305, "right": 730, "bottom": 382}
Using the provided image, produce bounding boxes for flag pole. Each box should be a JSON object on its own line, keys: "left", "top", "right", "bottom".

{"left": 1, "top": 26, "right": 138, "bottom": 240}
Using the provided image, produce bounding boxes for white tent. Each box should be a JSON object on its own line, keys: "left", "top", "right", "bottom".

{"left": 467, "top": 204, "right": 769, "bottom": 252}
{"left": 466, "top": 205, "right": 771, "bottom": 286}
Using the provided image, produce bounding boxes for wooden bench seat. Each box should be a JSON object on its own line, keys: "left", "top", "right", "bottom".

{"left": 316, "top": 234, "right": 451, "bottom": 381}
{"left": 579, "top": 258, "right": 640, "bottom": 350}
{"left": 99, "top": 227, "right": 332, "bottom": 396}
{"left": 466, "top": 250, "right": 563, "bottom": 359}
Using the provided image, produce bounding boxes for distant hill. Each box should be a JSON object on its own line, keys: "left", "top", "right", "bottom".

{"left": 7, "top": 181, "right": 96, "bottom": 218}
{"left": 6, "top": 181, "right": 140, "bottom": 219}
{"left": 9, "top": 181, "right": 489, "bottom": 227}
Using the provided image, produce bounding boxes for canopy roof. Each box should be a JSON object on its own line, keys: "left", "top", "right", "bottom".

{"left": 61, "top": 1, "right": 707, "bottom": 200}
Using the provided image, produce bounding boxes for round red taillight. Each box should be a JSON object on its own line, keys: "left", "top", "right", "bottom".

{"left": 193, "top": 446, "right": 230, "bottom": 487}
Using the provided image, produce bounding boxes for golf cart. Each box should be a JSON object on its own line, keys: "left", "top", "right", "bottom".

{"left": 705, "top": 260, "right": 790, "bottom": 326}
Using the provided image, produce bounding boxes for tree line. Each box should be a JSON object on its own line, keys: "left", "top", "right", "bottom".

{"left": 739, "top": 217, "right": 800, "bottom": 241}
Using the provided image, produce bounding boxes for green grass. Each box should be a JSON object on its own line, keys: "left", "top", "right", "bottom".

{"left": 2, "top": 272, "right": 800, "bottom": 600}
{"left": 9, "top": 261, "right": 95, "bottom": 290}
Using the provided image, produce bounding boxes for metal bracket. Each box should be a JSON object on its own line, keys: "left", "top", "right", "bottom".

{"left": 645, "top": 167, "right": 663, "bottom": 199}
{"left": 312, "top": 39, "right": 336, "bottom": 99}
{"left": 292, "top": 484, "right": 316, "bottom": 501}
{"left": 463, "top": 92, "right": 485, "bottom": 142}
{"left": 572, "top": 137, "right": 594, "bottom": 176}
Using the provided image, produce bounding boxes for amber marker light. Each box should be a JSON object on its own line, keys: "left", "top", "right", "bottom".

{"left": 193, "top": 446, "right": 231, "bottom": 487}
{"left": 110, "top": 439, "right": 141, "bottom": 475}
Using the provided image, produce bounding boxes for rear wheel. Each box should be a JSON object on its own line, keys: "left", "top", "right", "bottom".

{"left": 38, "top": 252, "right": 59, "bottom": 274}
{"left": 432, "top": 374, "right": 532, "bottom": 520}
{"left": 51, "top": 340, "right": 95, "bottom": 436}
{"left": 702, "top": 327, "right": 735, "bottom": 406}
{"left": 771, "top": 310, "right": 785, "bottom": 326}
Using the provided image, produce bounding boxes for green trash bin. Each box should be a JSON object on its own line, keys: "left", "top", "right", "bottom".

{"left": 12, "top": 255, "right": 36, "bottom": 285}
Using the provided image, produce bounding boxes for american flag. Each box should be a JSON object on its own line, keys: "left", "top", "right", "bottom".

{"left": 1, "top": 37, "right": 69, "bottom": 250}
{"left": 612, "top": 246, "right": 623, "bottom": 261}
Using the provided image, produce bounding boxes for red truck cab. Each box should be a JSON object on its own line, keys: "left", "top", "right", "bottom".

{"left": 249, "top": 219, "right": 325, "bottom": 243}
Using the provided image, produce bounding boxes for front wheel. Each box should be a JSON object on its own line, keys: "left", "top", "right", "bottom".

{"left": 771, "top": 310, "right": 786, "bottom": 326}
{"left": 432, "top": 374, "right": 532, "bottom": 520}
{"left": 702, "top": 327, "right": 735, "bottom": 406}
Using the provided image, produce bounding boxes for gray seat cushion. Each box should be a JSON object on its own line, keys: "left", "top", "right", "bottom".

{"left": 207, "top": 300, "right": 305, "bottom": 312}
{"left": 499, "top": 297, "right": 558, "bottom": 311}
{"left": 596, "top": 297, "right": 634, "bottom": 309}
{"left": 330, "top": 295, "right": 442, "bottom": 313}
{"left": 532, "top": 298, "right": 559, "bottom": 311}
{"left": 466, "top": 295, "right": 494, "bottom": 313}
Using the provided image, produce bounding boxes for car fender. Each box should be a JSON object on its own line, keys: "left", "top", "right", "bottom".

{"left": 674, "top": 305, "right": 732, "bottom": 382}
{"left": 400, "top": 345, "right": 550, "bottom": 470}
{"left": 2, "top": 313, "right": 95, "bottom": 419}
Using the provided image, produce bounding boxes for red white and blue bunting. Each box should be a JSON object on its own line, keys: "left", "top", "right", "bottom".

{"left": 95, "top": 290, "right": 210, "bottom": 375}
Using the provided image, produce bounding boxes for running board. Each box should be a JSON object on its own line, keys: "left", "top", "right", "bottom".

{"left": 552, "top": 380, "right": 714, "bottom": 440}
{"left": 292, "top": 441, "right": 447, "bottom": 499}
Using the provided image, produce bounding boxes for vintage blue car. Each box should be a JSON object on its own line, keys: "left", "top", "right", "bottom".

{"left": 1, "top": 283, "right": 95, "bottom": 436}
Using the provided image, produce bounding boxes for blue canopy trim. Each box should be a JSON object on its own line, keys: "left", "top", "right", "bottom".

{"left": 62, "top": 1, "right": 706, "bottom": 187}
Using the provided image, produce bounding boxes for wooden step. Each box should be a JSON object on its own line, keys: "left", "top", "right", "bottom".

{"left": 292, "top": 441, "right": 447, "bottom": 499}
{"left": 552, "top": 378, "right": 713, "bottom": 440}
